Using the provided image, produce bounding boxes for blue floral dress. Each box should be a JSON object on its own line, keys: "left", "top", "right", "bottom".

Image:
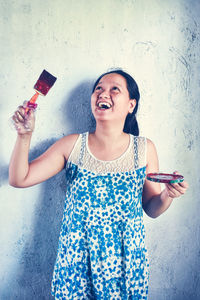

{"left": 51, "top": 132, "right": 149, "bottom": 300}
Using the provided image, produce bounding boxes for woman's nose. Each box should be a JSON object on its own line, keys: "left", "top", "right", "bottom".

{"left": 99, "top": 89, "right": 110, "bottom": 98}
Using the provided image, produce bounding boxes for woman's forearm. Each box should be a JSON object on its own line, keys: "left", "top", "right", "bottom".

{"left": 9, "top": 133, "right": 32, "bottom": 187}
{"left": 143, "top": 189, "right": 173, "bottom": 218}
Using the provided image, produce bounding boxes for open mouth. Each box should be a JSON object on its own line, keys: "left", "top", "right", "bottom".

{"left": 97, "top": 101, "right": 112, "bottom": 110}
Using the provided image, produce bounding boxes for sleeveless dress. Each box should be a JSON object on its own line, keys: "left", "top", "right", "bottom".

{"left": 51, "top": 132, "right": 149, "bottom": 300}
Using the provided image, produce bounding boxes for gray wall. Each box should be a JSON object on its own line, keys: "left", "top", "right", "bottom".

{"left": 0, "top": 0, "right": 200, "bottom": 299}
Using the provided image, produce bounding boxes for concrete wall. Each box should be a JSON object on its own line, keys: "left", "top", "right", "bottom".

{"left": 0, "top": 0, "right": 199, "bottom": 299}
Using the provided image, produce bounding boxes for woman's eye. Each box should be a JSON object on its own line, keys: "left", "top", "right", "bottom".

{"left": 95, "top": 86, "right": 102, "bottom": 90}
{"left": 112, "top": 86, "right": 120, "bottom": 91}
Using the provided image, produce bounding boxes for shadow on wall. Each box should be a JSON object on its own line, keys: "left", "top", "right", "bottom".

{"left": 0, "top": 165, "right": 8, "bottom": 187}
{"left": 4, "top": 80, "right": 96, "bottom": 299}
{"left": 61, "top": 79, "right": 96, "bottom": 134}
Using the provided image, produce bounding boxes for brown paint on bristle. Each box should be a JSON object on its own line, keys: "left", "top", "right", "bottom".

{"left": 34, "top": 70, "right": 57, "bottom": 96}
{"left": 26, "top": 70, "right": 57, "bottom": 112}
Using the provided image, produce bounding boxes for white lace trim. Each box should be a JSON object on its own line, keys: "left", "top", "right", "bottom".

{"left": 86, "top": 132, "right": 132, "bottom": 163}
{"left": 68, "top": 132, "right": 146, "bottom": 174}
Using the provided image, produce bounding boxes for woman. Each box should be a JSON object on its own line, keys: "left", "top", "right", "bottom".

{"left": 9, "top": 69, "right": 188, "bottom": 299}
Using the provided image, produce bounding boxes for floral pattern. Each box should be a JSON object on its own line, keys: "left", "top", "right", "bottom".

{"left": 51, "top": 133, "right": 149, "bottom": 300}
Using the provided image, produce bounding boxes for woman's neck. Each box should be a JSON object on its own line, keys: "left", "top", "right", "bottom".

{"left": 91, "top": 122, "right": 128, "bottom": 148}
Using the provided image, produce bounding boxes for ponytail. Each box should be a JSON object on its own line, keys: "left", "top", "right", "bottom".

{"left": 123, "top": 113, "right": 139, "bottom": 136}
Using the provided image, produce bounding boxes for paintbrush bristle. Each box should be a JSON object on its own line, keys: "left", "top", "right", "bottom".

{"left": 38, "top": 70, "right": 57, "bottom": 86}
{"left": 34, "top": 69, "right": 57, "bottom": 95}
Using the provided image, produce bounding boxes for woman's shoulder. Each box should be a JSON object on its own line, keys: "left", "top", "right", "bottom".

{"left": 53, "top": 133, "right": 80, "bottom": 161}
{"left": 146, "top": 137, "right": 156, "bottom": 149}
{"left": 131, "top": 135, "right": 155, "bottom": 146}
{"left": 145, "top": 138, "right": 158, "bottom": 163}
{"left": 131, "top": 135, "right": 157, "bottom": 159}
{"left": 61, "top": 133, "right": 80, "bottom": 143}
{"left": 130, "top": 134, "right": 148, "bottom": 143}
{"left": 56, "top": 133, "right": 79, "bottom": 145}
{"left": 131, "top": 136, "right": 157, "bottom": 167}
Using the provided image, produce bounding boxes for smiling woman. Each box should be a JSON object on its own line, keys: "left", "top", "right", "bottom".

{"left": 9, "top": 69, "right": 188, "bottom": 299}
{"left": 92, "top": 70, "right": 140, "bottom": 136}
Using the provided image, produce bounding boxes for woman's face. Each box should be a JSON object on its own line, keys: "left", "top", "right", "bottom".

{"left": 91, "top": 73, "right": 136, "bottom": 123}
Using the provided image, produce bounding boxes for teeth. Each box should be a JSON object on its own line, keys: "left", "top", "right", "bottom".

{"left": 98, "top": 102, "right": 112, "bottom": 109}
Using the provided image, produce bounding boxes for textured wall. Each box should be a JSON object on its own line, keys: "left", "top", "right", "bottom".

{"left": 0, "top": 0, "right": 200, "bottom": 299}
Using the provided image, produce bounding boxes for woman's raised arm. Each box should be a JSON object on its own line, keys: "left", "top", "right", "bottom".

{"left": 9, "top": 104, "right": 78, "bottom": 188}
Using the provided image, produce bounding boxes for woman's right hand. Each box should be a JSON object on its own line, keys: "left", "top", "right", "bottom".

{"left": 12, "top": 101, "right": 36, "bottom": 135}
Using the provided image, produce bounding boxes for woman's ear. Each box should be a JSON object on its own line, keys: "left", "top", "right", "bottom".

{"left": 128, "top": 99, "right": 136, "bottom": 113}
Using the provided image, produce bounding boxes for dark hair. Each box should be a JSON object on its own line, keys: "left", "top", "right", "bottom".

{"left": 92, "top": 69, "right": 140, "bottom": 136}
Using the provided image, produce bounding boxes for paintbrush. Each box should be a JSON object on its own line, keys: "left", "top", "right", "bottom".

{"left": 25, "top": 69, "right": 57, "bottom": 112}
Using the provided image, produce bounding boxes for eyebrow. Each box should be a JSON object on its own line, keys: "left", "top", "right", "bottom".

{"left": 97, "top": 81, "right": 123, "bottom": 87}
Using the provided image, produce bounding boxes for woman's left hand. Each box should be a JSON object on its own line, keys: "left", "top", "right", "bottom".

{"left": 164, "top": 171, "right": 189, "bottom": 199}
